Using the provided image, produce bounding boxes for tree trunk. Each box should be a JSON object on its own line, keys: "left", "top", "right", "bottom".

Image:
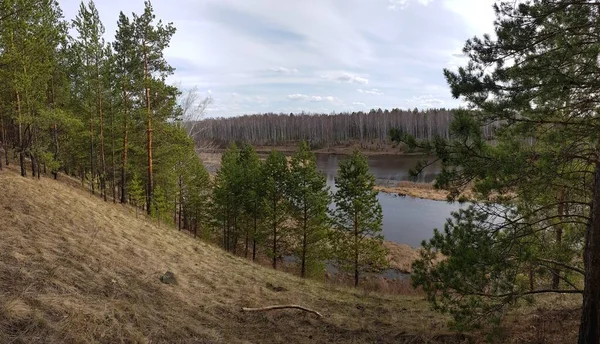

{"left": 16, "top": 91, "right": 25, "bottom": 177}
{"left": 98, "top": 71, "right": 107, "bottom": 202}
{"left": 144, "top": 50, "right": 153, "bottom": 215}
{"left": 89, "top": 90, "right": 95, "bottom": 195}
{"left": 354, "top": 211, "right": 359, "bottom": 288}
{"left": 52, "top": 123, "right": 59, "bottom": 179}
{"left": 301, "top": 205, "right": 307, "bottom": 278}
{"left": 1, "top": 114, "right": 8, "bottom": 167}
{"left": 272, "top": 198, "right": 277, "bottom": 270}
{"left": 578, "top": 160, "right": 600, "bottom": 344}
{"left": 110, "top": 96, "right": 116, "bottom": 202}
{"left": 553, "top": 188, "right": 565, "bottom": 289}
{"left": 120, "top": 87, "right": 128, "bottom": 204}
{"left": 178, "top": 174, "right": 182, "bottom": 230}
{"left": 245, "top": 224, "right": 249, "bottom": 258}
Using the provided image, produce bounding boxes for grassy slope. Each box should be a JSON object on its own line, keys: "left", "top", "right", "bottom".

{"left": 0, "top": 166, "right": 583, "bottom": 343}
{"left": 0, "top": 167, "right": 455, "bottom": 344}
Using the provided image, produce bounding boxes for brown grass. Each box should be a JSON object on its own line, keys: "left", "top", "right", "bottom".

{"left": 0, "top": 165, "right": 583, "bottom": 343}
{"left": 383, "top": 241, "right": 423, "bottom": 273}
{"left": 375, "top": 181, "right": 450, "bottom": 201}
{"left": 0, "top": 166, "right": 455, "bottom": 343}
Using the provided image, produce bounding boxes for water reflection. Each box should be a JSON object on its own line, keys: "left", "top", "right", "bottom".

{"left": 316, "top": 153, "right": 463, "bottom": 247}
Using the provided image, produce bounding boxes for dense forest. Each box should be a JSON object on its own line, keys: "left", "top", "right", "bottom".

{"left": 195, "top": 109, "right": 458, "bottom": 148}
{"left": 0, "top": 0, "right": 194, "bottom": 213}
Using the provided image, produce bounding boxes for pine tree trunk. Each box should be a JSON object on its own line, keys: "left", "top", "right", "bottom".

{"left": 272, "top": 198, "right": 277, "bottom": 270}
{"left": 120, "top": 87, "right": 128, "bottom": 204}
{"left": 89, "top": 101, "right": 95, "bottom": 195}
{"left": 110, "top": 97, "right": 116, "bottom": 203}
{"left": 51, "top": 82, "right": 59, "bottom": 179}
{"left": 98, "top": 72, "right": 107, "bottom": 202}
{"left": 301, "top": 205, "right": 307, "bottom": 278}
{"left": 1, "top": 114, "right": 7, "bottom": 168}
{"left": 354, "top": 211, "right": 359, "bottom": 288}
{"left": 178, "top": 175, "right": 183, "bottom": 230}
{"left": 252, "top": 214, "right": 257, "bottom": 261}
{"left": 52, "top": 123, "right": 59, "bottom": 179}
{"left": 578, "top": 160, "right": 600, "bottom": 344}
{"left": 245, "top": 224, "right": 249, "bottom": 258}
{"left": 553, "top": 188, "right": 565, "bottom": 289}
{"left": 144, "top": 50, "right": 153, "bottom": 215}
{"left": 16, "top": 91, "right": 25, "bottom": 177}
{"left": 0, "top": 114, "right": 4, "bottom": 171}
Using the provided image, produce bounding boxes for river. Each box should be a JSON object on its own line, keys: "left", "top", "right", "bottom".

{"left": 315, "top": 153, "right": 463, "bottom": 247}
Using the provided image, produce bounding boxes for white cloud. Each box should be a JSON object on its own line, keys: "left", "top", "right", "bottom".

{"left": 407, "top": 95, "right": 445, "bottom": 108}
{"left": 322, "top": 72, "right": 369, "bottom": 84}
{"left": 270, "top": 66, "right": 299, "bottom": 74}
{"left": 352, "top": 102, "right": 367, "bottom": 106}
{"left": 310, "top": 96, "right": 336, "bottom": 102}
{"left": 288, "top": 94, "right": 338, "bottom": 102}
{"left": 287, "top": 93, "right": 309, "bottom": 100}
{"left": 388, "top": 0, "right": 434, "bottom": 11}
{"left": 336, "top": 73, "right": 368, "bottom": 84}
{"left": 357, "top": 88, "right": 384, "bottom": 95}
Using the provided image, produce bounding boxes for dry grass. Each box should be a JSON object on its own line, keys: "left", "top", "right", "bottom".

{"left": 383, "top": 241, "right": 423, "bottom": 273}
{"left": 0, "top": 166, "right": 457, "bottom": 343}
{"left": 375, "top": 182, "right": 450, "bottom": 201}
{"left": 0, "top": 165, "right": 583, "bottom": 343}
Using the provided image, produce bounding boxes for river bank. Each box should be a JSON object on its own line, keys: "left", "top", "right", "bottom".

{"left": 199, "top": 152, "right": 451, "bottom": 201}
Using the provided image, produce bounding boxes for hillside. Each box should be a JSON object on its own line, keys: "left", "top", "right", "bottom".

{"left": 0, "top": 166, "right": 583, "bottom": 343}
{"left": 0, "top": 166, "right": 456, "bottom": 344}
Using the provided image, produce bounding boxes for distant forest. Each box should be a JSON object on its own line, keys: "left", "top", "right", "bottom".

{"left": 195, "top": 108, "right": 459, "bottom": 148}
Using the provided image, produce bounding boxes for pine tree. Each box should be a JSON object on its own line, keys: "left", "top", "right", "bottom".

{"left": 131, "top": 0, "right": 176, "bottom": 215}
{"left": 288, "top": 141, "right": 330, "bottom": 278}
{"left": 331, "top": 150, "right": 386, "bottom": 287}
{"left": 238, "top": 144, "right": 264, "bottom": 259}
{"left": 129, "top": 172, "right": 144, "bottom": 217}
{"left": 212, "top": 143, "right": 242, "bottom": 252}
{"left": 392, "top": 2, "right": 598, "bottom": 340}
{"left": 183, "top": 155, "right": 210, "bottom": 238}
{"left": 112, "top": 11, "right": 138, "bottom": 204}
{"left": 71, "top": 0, "right": 108, "bottom": 199}
{"left": 262, "top": 150, "right": 290, "bottom": 269}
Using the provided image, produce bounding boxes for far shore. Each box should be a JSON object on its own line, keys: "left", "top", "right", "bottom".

{"left": 199, "top": 142, "right": 428, "bottom": 157}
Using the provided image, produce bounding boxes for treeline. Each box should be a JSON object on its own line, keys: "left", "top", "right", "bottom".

{"left": 196, "top": 108, "right": 459, "bottom": 147}
{"left": 0, "top": 0, "right": 210, "bottom": 219}
{"left": 210, "top": 142, "right": 387, "bottom": 285}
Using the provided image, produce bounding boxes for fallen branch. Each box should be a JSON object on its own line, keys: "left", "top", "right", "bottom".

{"left": 241, "top": 305, "right": 323, "bottom": 318}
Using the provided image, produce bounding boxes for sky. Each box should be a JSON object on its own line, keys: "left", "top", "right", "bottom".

{"left": 57, "top": 0, "right": 497, "bottom": 117}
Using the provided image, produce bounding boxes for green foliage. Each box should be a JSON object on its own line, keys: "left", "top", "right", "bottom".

{"left": 331, "top": 150, "right": 387, "bottom": 286}
{"left": 237, "top": 144, "right": 265, "bottom": 258}
{"left": 129, "top": 173, "right": 144, "bottom": 213}
{"left": 262, "top": 150, "right": 291, "bottom": 268}
{"left": 288, "top": 141, "right": 331, "bottom": 278}
{"left": 395, "top": 0, "right": 591, "bottom": 332}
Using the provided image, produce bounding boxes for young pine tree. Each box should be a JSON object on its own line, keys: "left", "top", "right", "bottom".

{"left": 262, "top": 150, "right": 290, "bottom": 269}
{"left": 288, "top": 141, "right": 330, "bottom": 278}
{"left": 331, "top": 151, "right": 387, "bottom": 287}
{"left": 129, "top": 173, "right": 144, "bottom": 217}
{"left": 238, "top": 144, "right": 264, "bottom": 259}
{"left": 212, "top": 143, "right": 242, "bottom": 252}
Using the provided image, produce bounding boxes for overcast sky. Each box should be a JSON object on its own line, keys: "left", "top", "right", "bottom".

{"left": 57, "top": 0, "right": 496, "bottom": 117}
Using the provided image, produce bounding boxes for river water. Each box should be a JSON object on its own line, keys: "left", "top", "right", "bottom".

{"left": 315, "top": 153, "right": 463, "bottom": 247}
